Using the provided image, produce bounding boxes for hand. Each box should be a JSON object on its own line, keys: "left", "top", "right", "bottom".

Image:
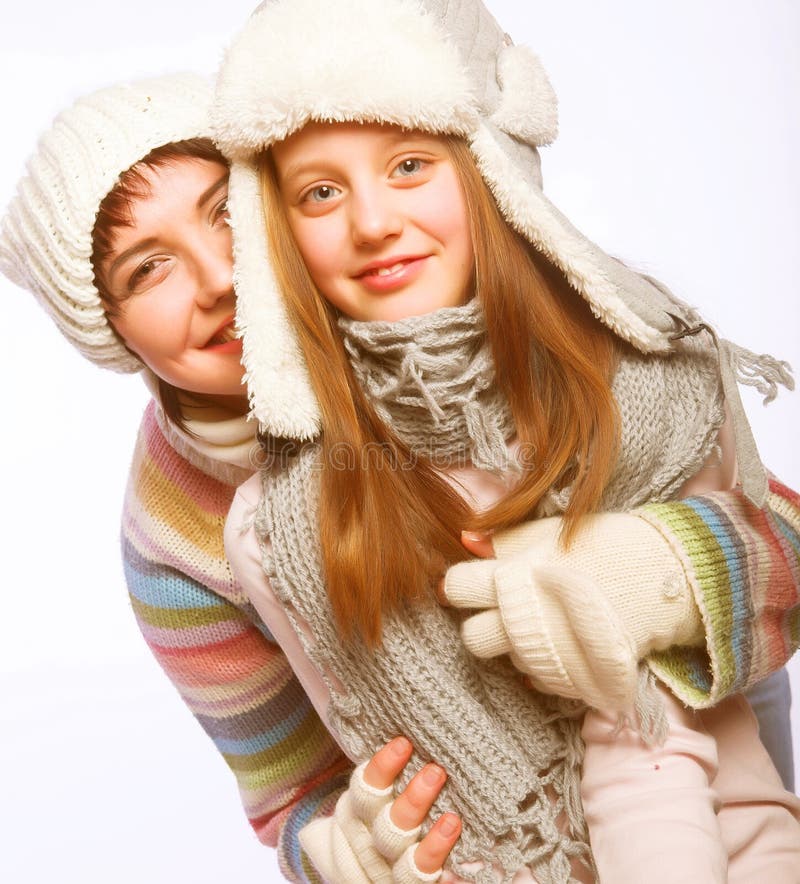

{"left": 299, "top": 736, "right": 461, "bottom": 883}
{"left": 364, "top": 737, "right": 461, "bottom": 875}
{"left": 441, "top": 515, "right": 703, "bottom": 711}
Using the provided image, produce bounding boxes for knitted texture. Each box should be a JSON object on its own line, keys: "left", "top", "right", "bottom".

{"left": 299, "top": 763, "right": 436, "bottom": 884}
{"left": 643, "top": 474, "right": 800, "bottom": 709}
{"left": 258, "top": 454, "right": 591, "bottom": 884}
{"left": 121, "top": 401, "right": 351, "bottom": 882}
{"left": 0, "top": 73, "right": 213, "bottom": 372}
{"left": 338, "top": 299, "right": 515, "bottom": 472}
{"left": 255, "top": 303, "right": 728, "bottom": 882}
{"left": 124, "top": 390, "right": 800, "bottom": 882}
{"left": 443, "top": 512, "right": 704, "bottom": 712}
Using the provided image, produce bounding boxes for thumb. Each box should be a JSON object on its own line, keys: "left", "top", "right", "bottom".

{"left": 441, "top": 558, "right": 499, "bottom": 609}
{"left": 461, "top": 530, "right": 495, "bottom": 558}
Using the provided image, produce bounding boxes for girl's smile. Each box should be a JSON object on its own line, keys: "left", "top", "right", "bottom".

{"left": 272, "top": 122, "right": 474, "bottom": 322}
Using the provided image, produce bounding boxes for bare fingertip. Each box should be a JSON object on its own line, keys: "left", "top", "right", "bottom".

{"left": 389, "top": 735, "right": 412, "bottom": 756}
{"left": 436, "top": 812, "right": 461, "bottom": 838}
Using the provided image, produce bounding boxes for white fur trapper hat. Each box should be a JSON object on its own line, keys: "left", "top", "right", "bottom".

{"left": 0, "top": 73, "right": 214, "bottom": 372}
{"left": 213, "top": 0, "right": 790, "bottom": 503}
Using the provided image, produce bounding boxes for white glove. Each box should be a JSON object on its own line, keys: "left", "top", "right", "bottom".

{"left": 298, "top": 761, "right": 444, "bottom": 884}
{"left": 443, "top": 512, "right": 704, "bottom": 711}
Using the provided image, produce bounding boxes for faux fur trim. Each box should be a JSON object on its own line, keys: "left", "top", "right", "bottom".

{"left": 213, "top": 0, "right": 478, "bottom": 160}
{"left": 228, "top": 161, "right": 321, "bottom": 438}
{"left": 469, "top": 124, "right": 674, "bottom": 353}
{"left": 490, "top": 44, "right": 559, "bottom": 146}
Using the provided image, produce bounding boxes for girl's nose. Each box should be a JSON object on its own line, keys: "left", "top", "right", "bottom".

{"left": 350, "top": 186, "right": 402, "bottom": 246}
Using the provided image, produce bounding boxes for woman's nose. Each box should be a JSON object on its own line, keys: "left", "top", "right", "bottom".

{"left": 194, "top": 238, "right": 235, "bottom": 307}
{"left": 350, "top": 185, "right": 402, "bottom": 246}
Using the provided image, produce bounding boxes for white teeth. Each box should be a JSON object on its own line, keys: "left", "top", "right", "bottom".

{"left": 375, "top": 262, "right": 405, "bottom": 277}
{"left": 209, "top": 323, "right": 236, "bottom": 346}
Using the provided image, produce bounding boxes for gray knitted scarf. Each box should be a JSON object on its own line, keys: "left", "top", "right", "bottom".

{"left": 255, "top": 300, "right": 728, "bottom": 883}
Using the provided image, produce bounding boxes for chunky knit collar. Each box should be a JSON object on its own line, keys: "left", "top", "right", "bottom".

{"left": 338, "top": 299, "right": 516, "bottom": 472}
{"left": 142, "top": 369, "right": 257, "bottom": 484}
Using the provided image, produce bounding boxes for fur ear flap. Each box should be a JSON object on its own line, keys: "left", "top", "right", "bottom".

{"left": 490, "top": 44, "right": 559, "bottom": 146}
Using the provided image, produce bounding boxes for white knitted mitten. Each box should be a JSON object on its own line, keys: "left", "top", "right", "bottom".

{"left": 443, "top": 513, "right": 704, "bottom": 711}
{"left": 298, "top": 761, "right": 443, "bottom": 883}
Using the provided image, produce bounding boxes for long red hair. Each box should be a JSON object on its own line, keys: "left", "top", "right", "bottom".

{"left": 259, "top": 136, "right": 620, "bottom": 646}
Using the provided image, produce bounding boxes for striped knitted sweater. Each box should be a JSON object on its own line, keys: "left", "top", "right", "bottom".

{"left": 121, "top": 400, "right": 349, "bottom": 882}
{"left": 644, "top": 474, "right": 800, "bottom": 708}
{"left": 121, "top": 397, "right": 799, "bottom": 881}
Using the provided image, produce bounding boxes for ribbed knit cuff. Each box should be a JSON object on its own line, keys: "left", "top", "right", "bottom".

{"left": 393, "top": 843, "right": 443, "bottom": 884}
{"left": 372, "top": 802, "right": 422, "bottom": 862}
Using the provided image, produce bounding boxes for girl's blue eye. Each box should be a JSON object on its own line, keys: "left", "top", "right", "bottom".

{"left": 393, "top": 158, "right": 423, "bottom": 177}
{"left": 307, "top": 184, "right": 340, "bottom": 202}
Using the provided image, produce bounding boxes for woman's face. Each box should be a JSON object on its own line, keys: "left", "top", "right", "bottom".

{"left": 272, "top": 122, "right": 474, "bottom": 323}
{"left": 101, "top": 158, "right": 246, "bottom": 402}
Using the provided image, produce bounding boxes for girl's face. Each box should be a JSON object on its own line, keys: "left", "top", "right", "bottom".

{"left": 272, "top": 122, "right": 474, "bottom": 322}
{"left": 101, "top": 158, "right": 246, "bottom": 403}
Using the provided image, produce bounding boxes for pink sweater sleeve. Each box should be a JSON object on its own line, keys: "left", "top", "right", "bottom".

{"left": 580, "top": 685, "right": 800, "bottom": 882}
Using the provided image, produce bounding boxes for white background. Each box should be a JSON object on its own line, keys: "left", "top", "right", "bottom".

{"left": 1, "top": 2, "right": 797, "bottom": 882}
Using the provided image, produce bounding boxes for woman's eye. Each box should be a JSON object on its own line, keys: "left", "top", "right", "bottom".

{"left": 214, "top": 197, "right": 230, "bottom": 223}
{"left": 129, "top": 257, "right": 167, "bottom": 292}
{"left": 392, "top": 158, "right": 424, "bottom": 178}
{"left": 304, "top": 184, "right": 341, "bottom": 203}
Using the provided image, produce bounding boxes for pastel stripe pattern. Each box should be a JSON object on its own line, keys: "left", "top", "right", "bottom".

{"left": 641, "top": 476, "right": 800, "bottom": 708}
{"left": 122, "top": 403, "right": 350, "bottom": 881}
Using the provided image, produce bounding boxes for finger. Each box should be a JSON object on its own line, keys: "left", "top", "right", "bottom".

{"left": 461, "top": 609, "right": 511, "bottom": 659}
{"left": 436, "top": 577, "right": 450, "bottom": 607}
{"left": 460, "top": 530, "right": 495, "bottom": 558}
{"left": 390, "top": 763, "right": 446, "bottom": 830}
{"left": 363, "top": 736, "right": 414, "bottom": 789}
{"left": 441, "top": 558, "right": 499, "bottom": 608}
{"left": 413, "top": 813, "right": 462, "bottom": 875}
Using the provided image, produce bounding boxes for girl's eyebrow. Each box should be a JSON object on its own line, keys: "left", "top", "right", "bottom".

{"left": 278, "top": 135, "right": 436, "bottom": 186}
{"left": 278, "top": 159, "right": 327, "bottom": 188}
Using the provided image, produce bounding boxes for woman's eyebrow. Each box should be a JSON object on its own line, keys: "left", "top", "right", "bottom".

{"left": 197, "top": 172, "right": 229, "bottom": 208}
{"left": 107, "top": 172, "right": 230, "bottom": 280}
{"left": 108, "top": 237, "right": 159, "bottom": 279}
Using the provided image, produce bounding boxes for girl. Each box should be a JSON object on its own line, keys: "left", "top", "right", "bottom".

{"left": 212, "top": 0, "right": 800, "bottom": 880}
{"left": 0, "top": 72, "right": 461, "bottom": 882}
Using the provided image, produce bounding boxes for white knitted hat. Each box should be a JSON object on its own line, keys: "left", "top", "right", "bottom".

{"left": 0, "top": 73, "right": 214, "bottom": 373}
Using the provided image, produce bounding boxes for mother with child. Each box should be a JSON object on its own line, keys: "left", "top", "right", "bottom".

{"left": 2, "top": 1, "right": 799, "bottom": 881}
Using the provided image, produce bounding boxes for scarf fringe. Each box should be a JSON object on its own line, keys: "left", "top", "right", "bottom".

{"left": 727, "top": 342, "right": 794, "bottom": 404}
{"left": 613, "top": 666, "right": 669, "bottom": 746}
